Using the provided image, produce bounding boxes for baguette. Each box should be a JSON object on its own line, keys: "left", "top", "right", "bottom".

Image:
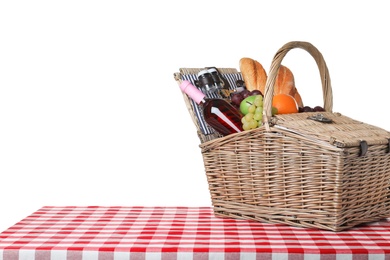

{"left": 239, "top": 57, "right": 267, "bottom": 93}
{"left": 239, "top": 57, "right": 303, "bottom": 107}
{"left": 275, "top": 65, "right": 303, "bottom": 107}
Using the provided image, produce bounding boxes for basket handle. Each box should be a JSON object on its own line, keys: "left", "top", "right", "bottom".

{"left": 262, "top": 41, "right": 333, "bottom": 128}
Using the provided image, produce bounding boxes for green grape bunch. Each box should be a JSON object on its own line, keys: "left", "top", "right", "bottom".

{"left": 240, "top": 95, "right": 278, "bottom": 131}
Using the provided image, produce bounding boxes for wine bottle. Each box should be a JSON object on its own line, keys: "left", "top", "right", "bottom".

{"left": 180, "top": 80, "right": 243, "bottom": 136}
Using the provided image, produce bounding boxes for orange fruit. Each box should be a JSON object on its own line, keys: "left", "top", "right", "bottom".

{"left": 272, "top": 94, "right": 298, "bottom": 114}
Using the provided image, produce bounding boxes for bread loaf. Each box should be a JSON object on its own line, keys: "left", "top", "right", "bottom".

{"left": 239, "top": 57, "right": 267, "bottom": 93}
{"left": 275, "top": 65, "right": 303, "bottom": 107}
{"left": 239, "top": 57, "right": 304, "bottom": 107}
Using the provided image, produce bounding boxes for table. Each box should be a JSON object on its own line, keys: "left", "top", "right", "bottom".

{"left": 0, "top": 206, "right": 389, "bottom": 259}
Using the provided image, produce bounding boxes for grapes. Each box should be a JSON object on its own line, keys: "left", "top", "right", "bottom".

{"left": 245, "top": 112, "right": 254, "bottom": 121}
{"left": 241, "top": 89, "right": 251, "bottom": 99}
{"left": 231, "top": 92, "right": 243, "bottom": 107}
{"left": 298, "top": 105, "right": 325, "bottom": 113}
{"left": 248, "top": 104, "right": 256, "bottom": 113}
{"left": 313, "top": 106, "right": 325, "bottom": 112}
{"left": 239, "top": 94, "right": 279, "bottom": 131}
{"left": 242, "top": 121, "right": 251, "bottom": 131}
{"left": 255, "top": 106, "right": 263, "bottom": 114}
{"left": 254, "top": 96, "right": 263, "bottom": 107}
{"left": 272, "top": 107, "right": 278, "bottom": 116}
{"left": 230, "top": 85, "right": 278, "bottom": 131}
{"left": 230, "top": 88, "right": 264, "bottom": 109}
{"left": 254, "top": 112, "right": 262, "bottom": 121}
{"left": 250, "top": 89, "right": 263, "bottom": 96}
{"left": 303, "top": 106, "right": 313, "bottom": 112}
{"left": 249, "top": 120, "right": 258, "bottom": 129}
{"left": 240, "top": 95, "right": 268, "bottom": 131}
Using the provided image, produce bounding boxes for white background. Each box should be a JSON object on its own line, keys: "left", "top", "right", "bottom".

{"left": 1, "top": 0, "right": 389, "bottom": 232}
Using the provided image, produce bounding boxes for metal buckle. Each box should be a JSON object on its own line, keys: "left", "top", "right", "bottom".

{"left": 307, "top": 113, "right": 333, "bottom": 123}
{"left": 359, "top": 140, "right": 368, "bottom": 157}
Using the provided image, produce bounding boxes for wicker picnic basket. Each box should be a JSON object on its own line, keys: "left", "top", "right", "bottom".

{"left": 174, "top": 41, "right": 390, "bottom": 231}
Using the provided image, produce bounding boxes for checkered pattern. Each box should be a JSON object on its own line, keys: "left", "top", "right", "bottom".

{"left": 0, "top": 206, "right": 389, "bottom": 259}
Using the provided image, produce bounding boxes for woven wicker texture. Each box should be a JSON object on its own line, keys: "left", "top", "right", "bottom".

{"left": 175, "top": 41, "right": 390, "bottom": 231}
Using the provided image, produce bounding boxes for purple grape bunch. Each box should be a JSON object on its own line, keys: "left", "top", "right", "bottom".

{"left": 231, "top": 89, "right": 263, "bottom": 108}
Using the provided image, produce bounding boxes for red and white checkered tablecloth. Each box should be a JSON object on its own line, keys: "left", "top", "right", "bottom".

{"left": 0, "top": 206, "right": 389, "bottom": 260}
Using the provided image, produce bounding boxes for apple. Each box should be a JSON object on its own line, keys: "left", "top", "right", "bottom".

{"left": 240, "top": 95, "right": 257, "bottom": 115}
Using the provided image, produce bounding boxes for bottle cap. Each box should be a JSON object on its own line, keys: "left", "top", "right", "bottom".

{"left": 179, "top": 80, "right": 205, "bottom": 104}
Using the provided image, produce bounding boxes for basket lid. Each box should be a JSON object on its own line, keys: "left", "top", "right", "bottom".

{"left": 272, "top": 112, "right": 390, "bottom": 148}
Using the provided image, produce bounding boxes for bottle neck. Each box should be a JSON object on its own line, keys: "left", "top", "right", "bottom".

{"left": 198, "top": 96, "right": 208, "bottom": 105}
{"left": 180, "top": 80, "right": 206, "bottom": 104}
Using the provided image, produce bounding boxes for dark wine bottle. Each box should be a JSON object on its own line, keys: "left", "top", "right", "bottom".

{"left": 180, "top": 80, "right": 243, "bottom": 136}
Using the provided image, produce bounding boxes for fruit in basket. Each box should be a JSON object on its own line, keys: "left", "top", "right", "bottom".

{"left": 231, "top": 90, "right": 248, "bottom": 107}
{"left": 250, "top": 89, "right": 262, "bottom": 96}
{"left": 232, "top": 89, "right": 263, "bottom": 109}
{"left": 274, "top": 65, "right": 304, "bottom": 108}
{"left": 300, "top": 106, "right": 313, "bottom": 112}
{"left": 241, "top": 95, "right": 263, "bottom": 130}
{"left": 241, "top": 89, "right": 251, "bottom": 99}
{"left": 231, "top": 92, "right": 244, "bottom": 107}
{"left": 313, "top": 106, "right": 325, "bottom": 112}
{"left": 298, "top": 105, "right": 325, "bottom": 113}
{"left": 240, "top": 95, "right": 278, "bottom": 131}
{"left": 239, "top": 57, "right": 304, "bottom": 108}
{"left": 240, "top": 95, "right": 258, "bottom": 115}
{"left": 272, "top": 93, "right": 298, "bottom": 114}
